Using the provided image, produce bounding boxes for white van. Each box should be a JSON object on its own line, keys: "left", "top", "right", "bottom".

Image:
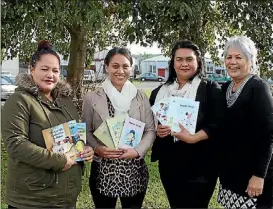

{"left": 83, "top": 70, "right": 95, "bottom": 83}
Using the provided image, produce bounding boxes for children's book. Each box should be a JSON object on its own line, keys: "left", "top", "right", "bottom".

{"left": 118, "top": 116, "right": 146, "bottom": 149}
{"left": 42, "top": 121, "right": 86, "bottom": 162}
{"left": 169, "top": 97, "right": 200, "bottom": 134}
{"left": 151, "top": 98, "right": 172, "bottom": 126}
{"left": 67, "top": 120, "right": 85, "bottom": 161}
{"left": 94, "top": 121, "right": 115, "bottom": 149}
{"left": 106, "top": 114, "right": 127, "bottom": 149}
{"left": 77, "top": 123, "right": 87, "bottom": 144}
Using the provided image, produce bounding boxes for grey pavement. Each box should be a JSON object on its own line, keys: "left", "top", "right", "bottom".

{"left": 133, "top": 81, "right": 162, "bottom": 90}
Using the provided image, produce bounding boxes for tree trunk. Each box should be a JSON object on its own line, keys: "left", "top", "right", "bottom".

{"left": 66, "top": 29, "right": 88, "bottom": 98}
{"left": 66, "top": 27, "right": 88, "bottom": 117}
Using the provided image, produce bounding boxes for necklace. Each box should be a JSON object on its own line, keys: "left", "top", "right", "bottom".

{"left": 226, "top": 74, "right": 253, "bottom": 108}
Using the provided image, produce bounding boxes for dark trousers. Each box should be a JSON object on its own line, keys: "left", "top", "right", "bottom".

{"left": 256, "top": 176, "right": 273, "bottom": 208}
{"left": 158, "top": 160, "right": 217, "bottom": 208}
{"left": 89, "top": 162, "right": 146, "bottom": 209}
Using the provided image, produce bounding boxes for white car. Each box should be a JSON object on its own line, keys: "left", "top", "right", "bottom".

{"left": 83, "top": 70, "right": 96, "bottom": 83}
{"left": 1, "top": 77, "right": 17, "bottom": 100}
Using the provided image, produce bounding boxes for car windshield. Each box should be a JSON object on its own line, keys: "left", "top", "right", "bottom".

{"left": 1, "top": 78, "right": 12, "bottom": 85}
{"left": 9, "top": 77, "right": 16, "bottom": 83}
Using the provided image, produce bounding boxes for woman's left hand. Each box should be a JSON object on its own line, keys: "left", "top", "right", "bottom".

{"left": 119, "top": 148, "right": 139, "bottom": 159}
{"left": 171, "top": 123, "right": 197, "bottom": 144}
{"left": 81, "top": 146, "right": 94, "bottom": 162}
{"left": 245, "top": 175, "right": 264, "bottom": 197}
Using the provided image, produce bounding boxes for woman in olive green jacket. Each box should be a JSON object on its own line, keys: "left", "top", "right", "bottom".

{"left": 1, "top": 41, "right": 94, "bottom": 209}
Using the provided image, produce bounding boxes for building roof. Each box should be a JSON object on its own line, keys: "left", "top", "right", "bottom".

{"left": 142, "top": 54, "right": 170, "bottom": 62}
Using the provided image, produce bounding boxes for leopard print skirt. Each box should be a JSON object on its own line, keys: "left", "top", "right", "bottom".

{"left": 92, "top": 158, "right": 149, "bottom": 197}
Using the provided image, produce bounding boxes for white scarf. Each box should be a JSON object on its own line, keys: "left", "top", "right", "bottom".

{"left": 102, "top": 77, "right": 138, "bottom": 116}
{"left": 155, "top": 76, "right": 202, "bottom": 103}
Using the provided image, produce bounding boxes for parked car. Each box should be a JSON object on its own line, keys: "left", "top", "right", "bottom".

{"left": 1, "top": 77, "right": 17, "bottom": 100}
{"left": 2, "top": 75, "right": 16, "bottom": 85}
{"left": 83, "top": 70, "right": 95, "bottom": 83}
{"left": 135, "top": 73, "right": 165, "bottom": 82}
{"left": 207, "top": 73, "right": 231, "bottom": 84}
{"left": 2, "top": 71, "right": 13, "bottom": 76}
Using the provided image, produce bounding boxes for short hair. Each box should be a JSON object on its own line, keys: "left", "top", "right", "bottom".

{"left": 223, "top": 36, "right": 258, "bottom": 74}
{"left": 129, "top": 130, "right": 135, "bottom": 135}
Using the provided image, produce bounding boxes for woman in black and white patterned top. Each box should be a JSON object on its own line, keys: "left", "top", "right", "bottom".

{"left": 218, "top": 36, "right": 273, "bottom": 208}
{"left": 82, "top": 47, "right": 156, "bottom": 208}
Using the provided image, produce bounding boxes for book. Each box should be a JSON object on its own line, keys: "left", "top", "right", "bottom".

{"left": 151, "top": 98, "right": 173, "bottom": 126}
{"left": 169, "top": 97, "right": 200, "bottom": 134}
{"left": 42, "top": 121, "right": 86, "bottom": 161}
{"left": 118, "top": 116, "right": 146, "bottom": 149}
{"left": 106, "top": 114, "right": 127, "bottom": 149}
{"left": 67, "top": 120, "right": 85, "bottom": 161}
{"left": 77, "top": 123, "right": 87, "bottom": 143}
{"left": 94, "top": 121, "right": 115, "bottom": 149}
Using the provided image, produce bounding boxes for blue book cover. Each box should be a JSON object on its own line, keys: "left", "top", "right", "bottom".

{"left": 118, "top": 116, "right": 146, "bottom": 149}
{"left": 67, "top": 120, "right": 85, "bottom": 161}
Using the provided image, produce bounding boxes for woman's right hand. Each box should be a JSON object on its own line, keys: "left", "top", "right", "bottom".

{"left": 62, "top": 153, "right": 77, "bottom": 171}
{"left": 157, "top": 125, "right": 171, "bottom": 138}
{"left": 95, "top": 145, "right": 123, "bottom": 159}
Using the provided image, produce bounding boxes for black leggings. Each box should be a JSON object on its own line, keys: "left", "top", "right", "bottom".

{"left": 159, "top": 160, "right": 217, "bottom": 208}
{"left": 89, "top": 162, "right": 146, "bottom": 209}
{"left": 90, "top": 186, "right": 146, "bottom": 209}
{"left": 256, "top": 176, "right": 273, "bottom": 208}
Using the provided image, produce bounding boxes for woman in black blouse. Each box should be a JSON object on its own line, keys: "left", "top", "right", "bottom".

{"left": 217, "top": 36, "right": 273, "bottom": 209}
{"left": 149, "top": 40, "right": 225, "bottom": 208}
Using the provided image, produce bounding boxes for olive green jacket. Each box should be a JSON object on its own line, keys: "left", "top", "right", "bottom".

{"left": 1, "top": 74, "right": 82, "bottom": 209}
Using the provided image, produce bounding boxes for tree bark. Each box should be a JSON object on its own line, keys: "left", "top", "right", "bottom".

{"left": 66, "top": 28, "right": 88, "bottom": 99}
{"left": 64, "top": 25, "right": 88, "bottom": 117}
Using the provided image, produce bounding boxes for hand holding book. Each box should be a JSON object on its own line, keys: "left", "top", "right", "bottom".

{"left": 80, "top": 146, "right": 94, "bottom": 162}
{"left": 95, "top": 145, "right": 123, "bottom": 159}
{"left": 156, "top": 124, "right": 171, "bottom": 138}
{"left": 171, "top": 123, "right": 208, "bottom": 144}
{"left": 62, "top": 152, "right": 77, "bottom": 171}
{"left": 118, "top": 148, "right": 139, "bottom": 159}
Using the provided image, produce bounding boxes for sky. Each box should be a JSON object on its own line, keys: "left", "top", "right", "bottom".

{"left": 126, "top": 42, "right": 162, "bottom": 55}
{"left": 126, "top": 42, "right": 223, "bottom": 59}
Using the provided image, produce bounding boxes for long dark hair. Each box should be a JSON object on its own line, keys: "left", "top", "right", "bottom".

{"left": 166, "top": 40, "right": 205, "bottom": 85}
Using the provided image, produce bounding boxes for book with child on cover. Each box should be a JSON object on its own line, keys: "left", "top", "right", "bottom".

{"left": 168, "top": 97, "right": 200, "bottom": 134}
{"left": 42, "top": 120, "right": 86, "bottom": 161}
{"left": 118, "top": 116, "right": 146, "bottom": 149}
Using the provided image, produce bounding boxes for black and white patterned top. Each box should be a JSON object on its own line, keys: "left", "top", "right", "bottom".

{"left": 218, "top": 184, "right": 258, "bottom": 208}
{"left": 93, "top": 96, "right": 149, "bottom": 197}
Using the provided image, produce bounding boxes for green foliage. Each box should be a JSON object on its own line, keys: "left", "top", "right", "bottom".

{"left": 124, "top": 0, "right": 273, "bottom": 73}
{"left": 1, "top": 0, "right": 129, "bottom": 88}
{"left": 2, "top": 0, "right": 273, "bottom": 83}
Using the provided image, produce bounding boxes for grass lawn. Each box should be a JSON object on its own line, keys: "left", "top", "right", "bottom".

{"left": 1, "top": 89, "right": 221, "bottom": 208}
{"left": 1, "top": 149, "right": 220, "bottom": 208}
